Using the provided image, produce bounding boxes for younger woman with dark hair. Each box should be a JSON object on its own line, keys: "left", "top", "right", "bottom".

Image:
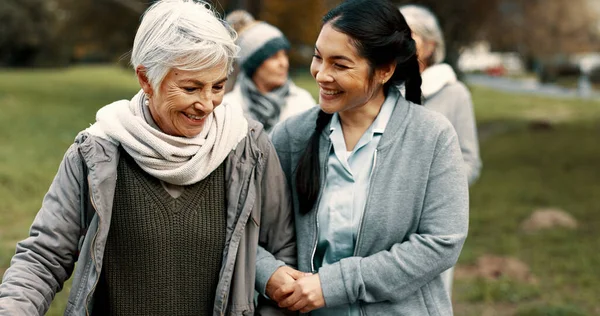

{"left": 269, "top": 0, "right": 468, "bottom": 314}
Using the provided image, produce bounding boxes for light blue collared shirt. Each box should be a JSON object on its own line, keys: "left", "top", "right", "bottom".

{"left": 313, "top": 88, "right": 399, "bottom": 316}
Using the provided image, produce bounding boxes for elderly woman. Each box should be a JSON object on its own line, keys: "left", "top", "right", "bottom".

{"left": 223, "top": 19, "right": 316, "bottom": 133}
{"left": 0, "top": 1, "right": 297, "bottom": 315}
{"left": 400, "top": 4, "right": 482, "bottom": 294}
{"left": 269, "top": 0, "right": 469, "bottom": 314}
{"left": 400, "top": 5, "right": 481, "bottom": 186}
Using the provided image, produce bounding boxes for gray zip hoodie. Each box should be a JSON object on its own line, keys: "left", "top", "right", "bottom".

{"left": 0, "top": 120, "right": 295, "bottom": 316}
{"left": 270, "top": 95, "right": 469, "bottom": 315}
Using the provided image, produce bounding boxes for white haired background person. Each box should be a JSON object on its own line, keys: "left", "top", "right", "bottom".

{"left": 400, "top": 4, "right": 482, "bottom": 295}
{"left": 223, "top": 9, "right": 256, "bottom": 93}
{"left": 0, "top": 1, "right": 301, "bottom": 315}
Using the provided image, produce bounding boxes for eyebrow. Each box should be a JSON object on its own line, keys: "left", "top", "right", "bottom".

{"left": 180, "top": 77, "right": 228, "bottom": 86}
{"left": 315, "top": 47, "right": 354, "bottom": 64}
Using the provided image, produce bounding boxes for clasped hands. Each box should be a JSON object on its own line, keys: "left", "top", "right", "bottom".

{"left": 265, "top": 266, "right": 326, "bottom": 313}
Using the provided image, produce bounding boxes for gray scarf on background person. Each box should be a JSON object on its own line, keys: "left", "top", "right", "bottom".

{"left": 238, "top": 73, "right": 290, "bottom": 132}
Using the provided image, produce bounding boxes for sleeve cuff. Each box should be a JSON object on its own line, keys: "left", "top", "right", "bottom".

{"left": 318, "top": 262, "right": 351, "bottom": 307}
{"left": 255, "top": 246, "right": 287, "bottom": 297}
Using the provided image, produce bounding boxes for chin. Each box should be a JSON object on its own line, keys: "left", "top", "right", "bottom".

{"left": 319, "top": 102, "right": 339, "bottom": 114}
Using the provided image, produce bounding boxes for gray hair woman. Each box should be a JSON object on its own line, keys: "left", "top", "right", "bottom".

{"left": 400, "top": 4, "right": 482, "bottom": 294}
{"left": 223, "top": 20, "right": 316, "bottom": 133}
{"left": 0, "top": 1, "right": 298, "bottom": 315}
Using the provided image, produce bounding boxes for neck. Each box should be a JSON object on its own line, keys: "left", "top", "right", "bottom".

{"left": 338, "top": 88, "right": 386, "bottom": 150}
{"left": 340, "top": 88, "right": 385, "bottom": 127}
{"left": 419, "top": 61, "right": 427, "bottom": 74}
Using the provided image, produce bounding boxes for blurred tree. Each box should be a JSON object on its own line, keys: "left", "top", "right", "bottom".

{"left": 394, "top": 0, "right": 502, "bottom": 73}
{"left": 0, "top": 0, "right": 67, "bottom": 66}
{"left": 483, "top": 0, "right": 600, "bottom": 62}
{"left": 62, "top": 0, "right": 153, "bottom": 64}
{"left": 259, "top": 0, "right": 331, "bottom": 68}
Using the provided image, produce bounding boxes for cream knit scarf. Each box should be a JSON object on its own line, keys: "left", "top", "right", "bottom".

{"left": 86, "top": 90, "right": 248, "bottom": 185}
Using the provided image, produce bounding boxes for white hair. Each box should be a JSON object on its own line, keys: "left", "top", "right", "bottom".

{"left": 131, "top": 0, "right": 239, "bottom": 91}
{"left": 399, "top": 4, "right": 445, "bottom": 65}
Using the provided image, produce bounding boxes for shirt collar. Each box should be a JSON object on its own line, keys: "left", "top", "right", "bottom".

{"left": 330, "top": 87, "right": 399, "bottom": 135}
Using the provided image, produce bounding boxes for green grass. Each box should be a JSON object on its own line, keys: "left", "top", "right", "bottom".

{"left": 1, "top": 66, "right": 600, "bottom": 315}
{"left": 0, "top": 65, "right": 140, "bottom": 314}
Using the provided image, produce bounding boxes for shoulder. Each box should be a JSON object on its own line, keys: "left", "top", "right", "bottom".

{"left": 73, "top": 131, "right": 120, "bottom": 164}
{"left": 436, "top": 81, "right": 471, "bottom": 100}
{"left": 405, "top": 101, "right": 458, "bottom": 142}
{"left": 231, "top": 119, "right": 275, "bottom": 164}
{"left": 271, "top": 106, "right": 320, "bottom": 151}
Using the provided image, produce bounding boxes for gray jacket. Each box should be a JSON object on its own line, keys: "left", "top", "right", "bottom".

{"left": 270, "top": 97, "right": 469, "bottom": 315}
{"left": 424, "top": 81, "right": 481, "bottom": 185}
{"left": 0, "top": 120, "right": 295, "bottom": 316}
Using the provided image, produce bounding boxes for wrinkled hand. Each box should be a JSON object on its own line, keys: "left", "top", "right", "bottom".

{"left": 266, "top": 266, "right": 310, "bottom": 302}
{"left": 272, "top": 273, "right": 325, "bottom": 313}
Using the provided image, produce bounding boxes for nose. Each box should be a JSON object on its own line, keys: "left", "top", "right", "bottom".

{"left": 193, "top": 91, "right": 215, "bottom": 113}
{"left": 279, "top": 54, "right": 289, "bottom": 69}
{"left": 314, "top": 64, "right": 333, "bottom": 83}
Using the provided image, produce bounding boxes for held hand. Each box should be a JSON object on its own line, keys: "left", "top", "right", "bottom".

{"left": 273, "top": 273, "right": 325, "bottom": 313}
{"left": 265, "top": 266, "right": 310, "bottom": 302}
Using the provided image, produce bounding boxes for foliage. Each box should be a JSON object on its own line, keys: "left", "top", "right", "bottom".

{"left": 484, "top": 0, "right": 600, "bottom": 59}
{"left": 0, "top": 0, "right": 68, "bottom": 66}
{"left": 260, "top": 0, "right": 331, "bottom": 66}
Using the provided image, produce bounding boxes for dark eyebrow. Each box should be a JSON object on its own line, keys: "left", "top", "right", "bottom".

{"left": 180, "top": 77, "right": 228, "bottom": 86}
{"left": 314, "top": 46, "right": 354, "bottom": 64}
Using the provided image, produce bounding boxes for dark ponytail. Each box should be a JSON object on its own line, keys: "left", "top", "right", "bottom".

{"left": 295, "top": 110, "right": 332, "bottom": 214}
{"left": 404, "top": 53, "right": 422, "bottom": 104}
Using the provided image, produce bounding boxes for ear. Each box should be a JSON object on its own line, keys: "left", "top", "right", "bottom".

{"left": 136, "top": 66, "right": 154, "bottom": 96}
{"left": 377, "top": 62, "right": 397, "bottom": 85}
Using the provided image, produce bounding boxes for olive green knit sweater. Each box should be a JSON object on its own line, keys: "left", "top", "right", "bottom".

{"left": 93, "top": 151, "right": 226, "bottom": 315}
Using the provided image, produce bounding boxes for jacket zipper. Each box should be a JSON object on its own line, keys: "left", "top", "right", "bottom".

{"left": 353, "top": 148, "right": 378, "bottom": 257}
{"left": 84, "top": 187, "right": 100, "bottom": 316}
{"left": 310, "top": 141, "right": 332, "bottom": 273}
{"left": 355, "top": 149, "right": 378, "bottom": 316}
{"left": 218, "top": 161, "right": 257, "bottom": 314}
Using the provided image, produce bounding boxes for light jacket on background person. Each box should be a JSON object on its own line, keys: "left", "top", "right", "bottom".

{"left": 0, "top": 119, "right": 295, "bottom": 316}
{"left": 225, "top": 81, "right": 316, "bottom": 128}
{"left": 421, "top": 63, "right": 481, "bottom": 185}
{"left": 271, "top": 93, "right": 469, "bottom": 315}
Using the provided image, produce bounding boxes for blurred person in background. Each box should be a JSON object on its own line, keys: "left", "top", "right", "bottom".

{"left": 223, "top": 19, "right": 316, "bottom": 133}
{"left": 224, "top": 9, "right": 256, "bottom": 93}
{"left": 0, "top": 1, "right": 299, "bottom": 315}
{"left": 269, "top": 0, "right": 469, "bottom": 314}
{"left": 400, "top": 4, "right": 482, "bottom": 295}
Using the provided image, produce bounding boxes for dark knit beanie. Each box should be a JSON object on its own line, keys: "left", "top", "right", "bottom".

{"left": 236, "top": 22, "right": 290, "bottom": 78}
